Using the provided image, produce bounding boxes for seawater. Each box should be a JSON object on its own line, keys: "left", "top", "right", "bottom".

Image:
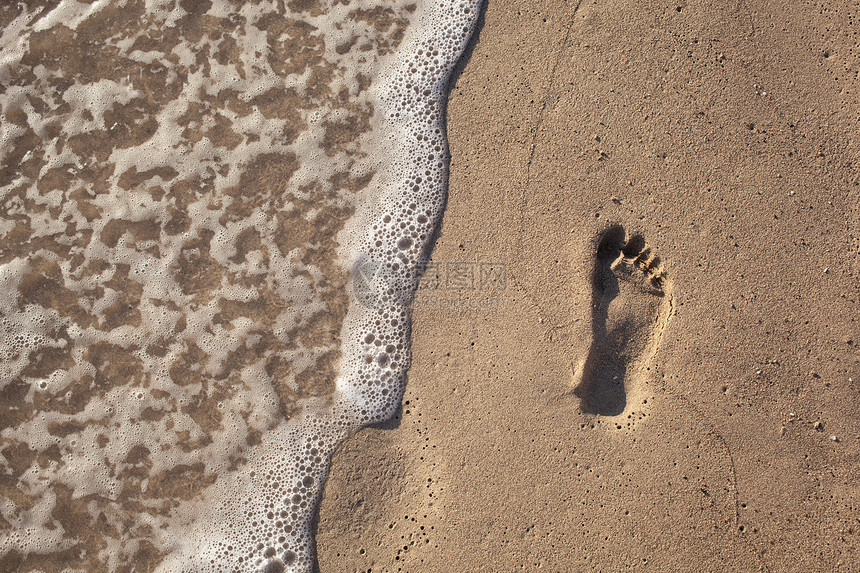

{"left": 0, "top": 0, "right": 480, "bottom": 571}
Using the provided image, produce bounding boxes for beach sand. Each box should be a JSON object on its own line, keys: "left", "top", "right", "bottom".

{"left": 318, "top": 0, "right": 859, "bottom": 570}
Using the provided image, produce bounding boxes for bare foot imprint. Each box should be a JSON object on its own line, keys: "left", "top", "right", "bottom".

{"left": 573, "top": 225, "right": 673, "bottom": 417}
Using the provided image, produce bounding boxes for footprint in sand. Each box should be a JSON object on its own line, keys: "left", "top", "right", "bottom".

{"left": 573, "top": 225, "right": 674, "bottom": 417}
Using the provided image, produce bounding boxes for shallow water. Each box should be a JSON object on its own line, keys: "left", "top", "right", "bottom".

{"left": 0, "top": 0, "right": 479, "bottom": 570}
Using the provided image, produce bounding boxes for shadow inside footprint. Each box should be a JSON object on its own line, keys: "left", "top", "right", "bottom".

{"left": 574, "top": 225, "right": 666, "bottom": 416}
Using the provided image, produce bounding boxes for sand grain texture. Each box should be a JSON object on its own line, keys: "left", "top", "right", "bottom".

{"left": 318, "top": 0, "right": 859, "bottom": 571}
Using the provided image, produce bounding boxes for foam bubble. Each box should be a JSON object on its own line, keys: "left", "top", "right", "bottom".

{"left": 0, "top": 0, "right": 481, "bottom": 570}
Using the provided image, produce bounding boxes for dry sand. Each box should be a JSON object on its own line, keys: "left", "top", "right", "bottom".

{"left": 317, "top": 0, "right": 859, "bottom": 571}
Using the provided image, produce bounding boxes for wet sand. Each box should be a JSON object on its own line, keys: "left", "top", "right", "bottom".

{"left": 0, "top": 1, "right": 424, "bottom": 569}
{"left": 318, "top": 0, "right": 859, "bottom": 571}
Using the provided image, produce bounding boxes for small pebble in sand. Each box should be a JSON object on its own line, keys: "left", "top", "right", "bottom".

{"left": 814, "top": 421, "right": 823, "bottom": 431}
{"left": 831, "top": 436, "right": 839, "bottom": 442}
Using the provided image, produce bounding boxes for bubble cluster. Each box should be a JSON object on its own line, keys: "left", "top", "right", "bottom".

{"left": 0, "top": 0, "right": 481, "bottom": 571}
{"left": 337, "top": 0, "right": 482, "bottom": 422}
{"left": 162, "top": 2, "right": 482, "bottom": 571}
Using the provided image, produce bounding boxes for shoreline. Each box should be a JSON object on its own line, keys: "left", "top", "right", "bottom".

{"left": 318, "top": 0, "right": 859, "bottom": 570}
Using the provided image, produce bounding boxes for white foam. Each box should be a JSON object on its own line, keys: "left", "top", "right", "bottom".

{"left": 167, "top": 1, "right": 481, "bottom": 570}
{"left": 0, "top": 0, "right": 481, "bottom": 570}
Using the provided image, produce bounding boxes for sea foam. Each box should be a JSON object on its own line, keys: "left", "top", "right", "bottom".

{"left": 0, "top": 0, "right": 480, "bottom": 570}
